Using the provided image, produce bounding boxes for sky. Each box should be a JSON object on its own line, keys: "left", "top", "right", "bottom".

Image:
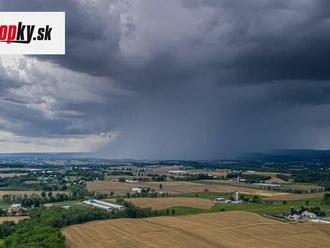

{"left": 0, "top": 0, "right": 330, "bottom": 159}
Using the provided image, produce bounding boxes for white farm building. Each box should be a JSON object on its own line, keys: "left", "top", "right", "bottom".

{"left": 82, "top": 199, "right": 125, "bottom": 211}
{"left": 132, "top": 187, "right": 143, "bottom": 193}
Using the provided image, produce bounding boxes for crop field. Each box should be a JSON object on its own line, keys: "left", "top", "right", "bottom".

{"left": 87, "top": 180, "right": 287, "bottom": 197}
{"left": 0, "top": 216, "right": 29, "bottom": 223}
{"left": 126, "top": 197, "right": 214, "bottom": 210}
{"left": 262, "top": 192, "right": 325, "bottom": 201}
{"left": 63, "top": 211, "right": 330, "bottom": 248}
{"left": 200, "top": 179, "right": 323, "bottom": 195}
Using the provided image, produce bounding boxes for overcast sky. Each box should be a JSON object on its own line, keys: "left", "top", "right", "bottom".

{"left": 0, "top": 0, "right": 330, "bottom": 159}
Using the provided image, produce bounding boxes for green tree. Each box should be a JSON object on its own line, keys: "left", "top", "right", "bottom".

{"left": 324, "top": 193, "right": 330, "bottom": 205}
{"left": 3, "top": 223, "right": 64, "bottom": 248}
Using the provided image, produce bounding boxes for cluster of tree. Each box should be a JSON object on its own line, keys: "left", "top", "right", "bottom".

{"left": 150, "top": 175, "right": 167, "bottom": 182}
{"left": 2, "top": 192, "right": 72, "bottom": 208}
{"left": 290, "top": 206, "right": 326, "bottom": 217}
{"left": 65, "top": 168, "right": 106, "bottom": 181}
{"left": 324, "top": 193, "right": 330, "bottom": 205}
{"left": 276, "top": 174, "right": 290, "bottom": 181}
{"left": 260, "top": 186, "right": 322, "bottom": 194}
{"left": 292, "top": 170, "right": 330, "bottom": 190}
{"left": 108, "top": 170, "right": 134, "bottom": 176}
{"left": 1, "top": 184, "right": 95, "bottom": 209}
{"left": 2, "top": 222, "right": 65, "bottom": 248}
{"left": 226, "top": 173, "right": 271, "bottom": 183}
{"left": 117, "top": 199, "right": 176, "bottom": 218}
{"left": 182, "top": 174, "right": 215, "bottom": 181}
{"left": 237, "top": 194, "right": 261, "bottom": 203}
{"left": 0, "top": 172, "right": 67, "bottom": 191}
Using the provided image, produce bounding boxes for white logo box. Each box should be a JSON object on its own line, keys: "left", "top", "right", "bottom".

{"left": 0, "top": 12, "right": 65, "bottom": 55}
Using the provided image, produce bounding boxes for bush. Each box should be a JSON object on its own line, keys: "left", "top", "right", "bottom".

{"left": 324, "top": 193, "right": 330, "bottom": 205}
{"left": 3, "top": 223, "right": 64, "bottom": 248}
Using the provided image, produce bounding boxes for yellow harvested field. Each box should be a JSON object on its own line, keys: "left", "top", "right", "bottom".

{"left": 87, "top": 181, "right": 132, "bottom": 192}
{"left": 126, "top": 197, "right": 214, "bottom": 210}
{"left": 63, "top": 211, "right": 330, "bottom": 248}
{"left": 0, "top": 216, "right": 29, "bottom": 223}
{"left": 263, "top": 192, "right": 325, "bottom": 201}
{"left": 87, "top": 180, "right": 286, "bottom": 197}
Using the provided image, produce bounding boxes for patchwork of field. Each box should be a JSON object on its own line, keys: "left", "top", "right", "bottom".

{"left": 126, "top": 197, "right": 214, "bottom": 210}
{"left": 63, "top": 211, "right": 330, "bottom": 248}
{"left": 87, "top": 180, "right": 288, "bottom": 197}
{"left": 0, "top": 216, "right": 29, "bottom": 224}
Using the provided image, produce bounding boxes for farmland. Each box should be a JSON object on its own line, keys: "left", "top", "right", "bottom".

{"left": 0, "top": 156, "right": 329, "bottom": 247}
{"left": 87, "top": 180, "right": 288, "bottom": 197}
{"left": 63, "top": 211, "right": 330, "bottom": 248}
{"left": 125, "top": 197, "right": 214, "bottom": 210}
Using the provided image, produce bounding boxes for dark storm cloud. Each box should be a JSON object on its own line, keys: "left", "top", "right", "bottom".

{"left": 268, "top": 81, "right": 330, "bottom": 106}
{"left": 0, "top": 0, "right": 330, "bottom": 157}
{"left": 3, "top": 0, "right": 330, "bottom": 87}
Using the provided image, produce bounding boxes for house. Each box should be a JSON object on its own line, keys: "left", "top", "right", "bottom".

{"left": 7, "top": 204, "right": 24, "bottom": 216}
{"left": 288, "top": 214, "right": 300, "bottom": 221}
{"left": 168, "top": 170, "right": 189, "bottom": 176}
{"left": 10, "top": 204, "right": 21, "bottom": 208}
{"left": 287, "top": 211, "right": 317, "bottom": 221}
{"left": 301, "top": 211, "right": 317, "bottom": 219}
{"left": 132, "top": 187, "right": 143, "bottom": 193}
{"left": 213, "top": 197, "right": 225, "bottom": 203}
{"left": 126, "top": 179, "right": 139, "bottom": 183}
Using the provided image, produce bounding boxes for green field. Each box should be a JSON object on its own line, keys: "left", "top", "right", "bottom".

{"left": 168, "top": 196, "right": 330, "bottom": 216}
{"left": 176, "top": 191, "right": 230, "bottom": 199}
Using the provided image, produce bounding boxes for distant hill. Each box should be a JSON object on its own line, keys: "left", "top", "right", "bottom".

{"left": 240, "top": 149, "right": 330, "bottom": 162}
{"left": 0, "top": 153, "right": 91, "bottom": 159}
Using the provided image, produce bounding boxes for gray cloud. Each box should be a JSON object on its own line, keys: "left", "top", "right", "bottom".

{"left": 0, "top": 0, "right": 330, "bottom": 158}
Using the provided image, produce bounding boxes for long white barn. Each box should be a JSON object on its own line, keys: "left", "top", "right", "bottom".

{"left": 82, "top": 199, "right": 125, "bottom": 211}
